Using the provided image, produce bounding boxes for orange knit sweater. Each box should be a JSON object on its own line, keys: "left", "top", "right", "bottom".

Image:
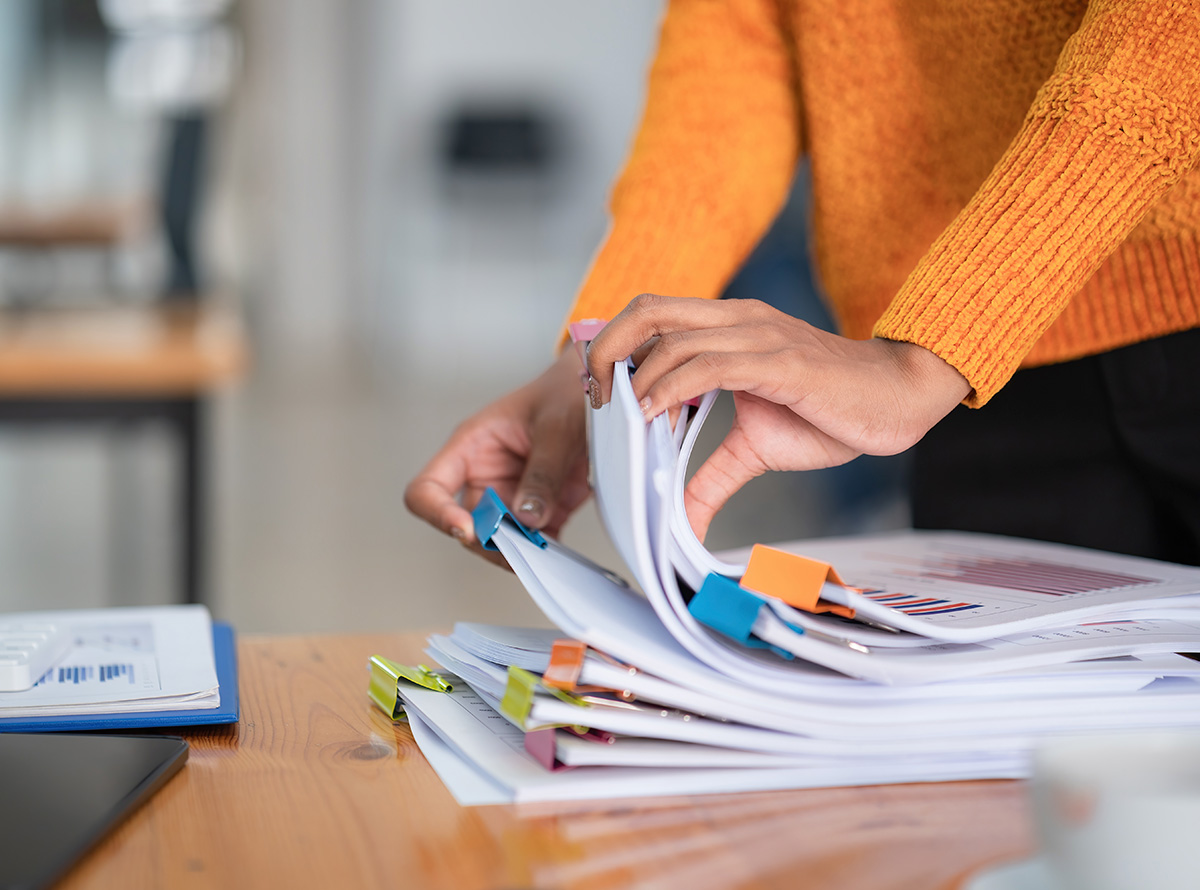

{"left": 565, "top": 0, "right": 1200, "bottom": 406}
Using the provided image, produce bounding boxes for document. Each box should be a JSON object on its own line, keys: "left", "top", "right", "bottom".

{"left": 490, "top": 515, "right": 1200, "bottom": 687}
{"left": 382, "top": 356, "right": 1200, "bottom": 804}
{"left": 425, "top": 632, "right": 1200, "bottom": 744}
{"left": 0, "top": 605, "right": 219, "bottom": 718}
{"left": 394, "top": 676, "right": 1027, "bottom": 805}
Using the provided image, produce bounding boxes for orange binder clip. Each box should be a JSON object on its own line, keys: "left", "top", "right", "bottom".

{"left": 542, "top": 639, "right": 588, "bottom": 691}
{"left": 740, "top": 544, "right": 857, "bottom": 619}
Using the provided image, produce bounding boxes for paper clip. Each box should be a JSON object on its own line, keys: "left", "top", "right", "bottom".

{"left": 367, "top": 656, "right": 453, "bottom": 722}
{"left": 740, "top": 544, "right": 857, "bottom": 619}
{"left": 472, "top": 487, "right": 547, "bottom": 551}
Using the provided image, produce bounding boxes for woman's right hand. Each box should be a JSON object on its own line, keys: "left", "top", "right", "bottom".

{"left": 404, "top": 349, "right": 592, "bottom": 564}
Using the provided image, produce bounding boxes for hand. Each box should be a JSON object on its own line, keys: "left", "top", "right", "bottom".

{"left": 586, "top": 294, "right": 972, "bottom": 540}
{"left": 404, "top": 350, "right": 592, "bottom": 565}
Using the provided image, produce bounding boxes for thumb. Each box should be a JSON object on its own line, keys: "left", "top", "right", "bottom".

{"left": 513, "top": 409, "right": 587, "bottom": 531}
{"left": 683, "top": 431, "right": 763, "bottom": 542}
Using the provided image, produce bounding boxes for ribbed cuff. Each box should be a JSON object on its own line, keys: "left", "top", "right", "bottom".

{"left": 875, "top": 107, "right": 1183, "bottom": 406}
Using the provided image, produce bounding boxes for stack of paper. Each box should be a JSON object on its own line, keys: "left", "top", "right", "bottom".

{"left": 0, "top": 604, "right": 237, "bottom": 731}
{"left": 387, "top": 361, "right": 1200, "bottom": 804}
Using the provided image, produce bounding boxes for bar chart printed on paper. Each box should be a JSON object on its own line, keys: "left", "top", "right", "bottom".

{"left": 767, "top": 533, "right": 1200, "bottom": 631}
{"left": 30, "top": 623, "right": 161, "bottom": 695}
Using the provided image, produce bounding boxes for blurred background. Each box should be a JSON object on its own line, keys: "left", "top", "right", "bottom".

{"left": 0, "top": 0, "right": 906, "bottom": 633}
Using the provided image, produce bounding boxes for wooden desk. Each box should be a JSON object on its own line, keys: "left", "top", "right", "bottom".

{"left": 0, "top": 303, "right": 244, "bottom": 396}
{"left": 60, "top": 634, "right": 1035, "bottom": 890}
{"left": 0, "top": 201, "right": 145, "bottom": 249}
{"left": 0, "top": 302, "right": 246, "bottom": 604}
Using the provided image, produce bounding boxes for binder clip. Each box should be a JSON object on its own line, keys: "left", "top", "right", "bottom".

{"left": 740, "top": 545, "right": 858, "bottom": 619}
{"left": 367, "top": 656, "right": 452, "bottom": 722}
{"left": 472, "top": 487, "right": 547, "bottom": 552}
{"left": 542, "top": 639, "right": 588, "bottom": 691}
{"left": 500, "top": 665, "right": 590, "bottom": 728}
{"left": 689, "top": 574, "right": 798, "bottom": 659}
{"left": 524, "top": 725, "right": 614, "bottom": 772}
{"left": 569, "top": 318, "right": 609, "bottom": 390}
{"left": 524, "top": 728, "right": 570, "bottom": 771}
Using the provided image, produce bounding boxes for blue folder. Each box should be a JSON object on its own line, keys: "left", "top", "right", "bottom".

{"left": 0, "top": 622, "right": 239, "bottom": 732}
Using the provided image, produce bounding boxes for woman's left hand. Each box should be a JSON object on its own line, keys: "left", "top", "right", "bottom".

{"left": 585, "top": 294, "right": 972, "bottom": 540}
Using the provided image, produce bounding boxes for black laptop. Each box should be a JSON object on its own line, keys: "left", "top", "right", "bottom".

{"left": 0, "top": 734, "right": 188, "bottom": 890}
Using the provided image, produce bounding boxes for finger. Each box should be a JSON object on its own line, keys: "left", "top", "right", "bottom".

{"left": 628, "top": 337, "right": 659, "bottom": 369}
{"left": 449, "top": 487, "right": 521, "bottom": 572}
{"left": 512, "top": 399, "right": 587, "bottom": 530}
{"left": 537, "top": 474, "right": 593, "bottom": 540}
{"left": 587, "top": 295, "right": 741, "bottom": 404}
{"left": 682, "top": 434, "right": 764, "bottom": 542}
{"left": 630, "top": 326, "right": 757, "bottom": 404}
{"left": 459, "top": 536, "right": 517, "bottom": 572}
{"left": 404, "top": 457, "right": 477, "bottom": 543}
{"left": 641, "top": 352, "right": 776, "bottom": 419}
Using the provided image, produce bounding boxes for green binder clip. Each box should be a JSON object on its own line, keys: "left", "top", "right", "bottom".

{"left": 499, "top": 665, "right": 589, "bottom": 727}
{"left": 368, "top": 655, "right": 452, "bottom": 722}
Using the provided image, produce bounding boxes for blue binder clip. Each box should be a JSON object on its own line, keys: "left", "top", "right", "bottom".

{"left": 472, "top": 487, "right": 548, "bottom": 551}
{"left": 689, "top": 573, "right": 800, "bottom": 659}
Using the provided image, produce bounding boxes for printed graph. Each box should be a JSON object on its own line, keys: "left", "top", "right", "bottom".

{"left": 48, "top": 664, "right": 135, "bottom": 685}
{"left": 911, "top": 555, "right": 1155, "bottom": 596}
{"left": 862, "top": 592, "right": 982, "bottom": 616}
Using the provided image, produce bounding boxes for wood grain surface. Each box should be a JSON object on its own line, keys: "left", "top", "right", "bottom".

{"left": 57, "top": 633, "right": 1036, "bottom": 890}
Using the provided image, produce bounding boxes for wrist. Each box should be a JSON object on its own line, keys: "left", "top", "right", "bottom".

{"left": 887, "top": 339, "right": 972, "bottom": 405}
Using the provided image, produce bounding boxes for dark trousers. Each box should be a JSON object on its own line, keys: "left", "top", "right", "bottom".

{"left": 912, "top": 328, "right": 1200, "bottom": 566}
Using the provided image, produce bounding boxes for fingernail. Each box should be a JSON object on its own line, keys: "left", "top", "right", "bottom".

{"left": 639, "top": 397, "right": 653, "bottom": 416}
{"left": 450, "top": 526, "right": 468, "bottom": 543}
{"left": 517, "top": 497, "right": 545, "bottom": 523}
{"left": 588, "top": 377, "right": 601, "bottom": 410}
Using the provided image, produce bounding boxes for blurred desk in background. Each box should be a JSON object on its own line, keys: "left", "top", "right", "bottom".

{"left": 0, "top": 302, "right": 245, "bottom": 605}
{"left": 0, "top": 303, "right": 242, "bottom": 395}
{"left": 0, "top": 200, "right": 147, "bottom": 250}
{"left": 58, "top": 632, "right": 1035, "bottom": 890}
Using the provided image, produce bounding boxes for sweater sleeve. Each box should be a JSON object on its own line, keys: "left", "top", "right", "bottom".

{"left": 873, "top": 0, "right": 1200, "bottom": 406}
{"left": 563, "top": 0, "right": 803, "bottom": 335}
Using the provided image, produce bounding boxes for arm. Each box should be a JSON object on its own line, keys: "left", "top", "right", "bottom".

{"left": 876, "top": 0, "right": 1200, "bottom": 406}
{"left": 566, "top": 0, "right": 804, "bottom": 328}
{"left": 588, "top": 2, "right": 1200, "bottom": 535}
{"left": 408, "top": 0, "right": 806, "bottom": 554}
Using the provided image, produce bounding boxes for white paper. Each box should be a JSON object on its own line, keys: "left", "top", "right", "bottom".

{"left": 492, "top": 518, "right": 1200, "bottom": 692}
{"left": 427, "top": 632, "right": 1200, "bottom": 740}
{"left": 395, "top": 678, "right": 1027, "bottom": 803}
{"left": 407, "top": 711, "right": 511, "bottom": 806}
{"left": 0, "top": 605, "right": 218, "bottom": 717}
{"left": 596, "top": 361, "right": 1200, "bottom": 645}
{"left": 751, "top": 611, "right": 1200, "bottom": 685}
{"left": 732, "top": 532, "right": 1200, "bottom": 642}
{"left": 449, "top": 623, "right": 1200, "bottom": 691}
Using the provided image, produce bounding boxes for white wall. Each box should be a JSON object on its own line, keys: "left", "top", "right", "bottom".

{"left": 233, "top": 0, "right": 664, "bottom": 383}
